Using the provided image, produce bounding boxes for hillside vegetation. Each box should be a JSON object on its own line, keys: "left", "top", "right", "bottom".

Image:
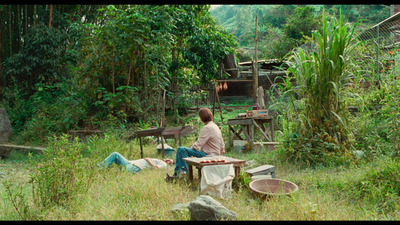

{"left": 211, "top": 5, "right": 389, "bottom": 60}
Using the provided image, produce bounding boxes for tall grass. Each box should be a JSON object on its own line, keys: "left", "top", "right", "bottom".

{"left": 2, "top": 139, "right": 399, "bottom": 220}
{"left": 277, "top": 11, "right": 361, "bottom": 166}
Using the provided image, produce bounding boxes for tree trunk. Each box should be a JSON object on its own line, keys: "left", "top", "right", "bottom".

{"left": 171, "top": 46, "right": 177, "bottom": 118}
{"left": 0, "top": 6, "right": 2, "bottom": 88}
{"left": 126, "top": 59, "right": 132, "bottom": 86}
{"left": 161, "top": 90, "right": 166, "bottom": 127}
{"left": 131, "top": 64, "right": 135, "bottom": 87}
{"left": 222, "top": 52, "right": 238, "bottom": 78}
{"left": 17, "top": 5, "right": 21, "bottom": 50}
{"left": 49, "top": 4, "right": 53, "bottom": 28}
{"left": 111, "top": 55, "right": 115, "bottom": 94}
{"left": 8, "top": 5, "right": 11, "bottom": 57}
{"left": 33, "top": 5, "right": 37, "bottom": 26}
{"left": 142, "top": 50, "right": 146, "bottom": 100}
{"left": 24, "top": 5, "right": 27, "bottom": 36}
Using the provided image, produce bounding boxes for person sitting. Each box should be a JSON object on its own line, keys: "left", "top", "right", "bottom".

{"left": 98, "top": 152, "right": 174, "bottom": 174}
{"left": 166, "top": 107, "right": 225, "bottom": 181}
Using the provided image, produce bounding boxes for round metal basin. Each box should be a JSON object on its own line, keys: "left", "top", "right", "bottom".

{"left": 249, "top": 178, "right": 298, "bottom": 199}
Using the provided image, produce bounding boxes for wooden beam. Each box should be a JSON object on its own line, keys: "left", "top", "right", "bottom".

{"left": 215, "top": 79, "right": 253, "bottom": 83}
{"left": 253, "top": 15, "right": 259, "bottom": 102}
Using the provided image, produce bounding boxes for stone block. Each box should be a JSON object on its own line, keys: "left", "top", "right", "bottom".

{"left": 0, "top": 108, "right": 12, "bottom": 143}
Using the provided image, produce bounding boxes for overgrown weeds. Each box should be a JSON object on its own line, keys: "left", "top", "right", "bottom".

{"left": 28, "top": 135, "right": 97, "bottom": 208}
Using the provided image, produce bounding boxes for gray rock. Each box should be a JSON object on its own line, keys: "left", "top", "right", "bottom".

{"left": 0, "top": 108, "right": 13, "bottom": 144}
{"left": 171, "top": 203, "right": 190, "bottom": 216}
{"left": 188, "top": 195, "right": 237, "bottom": 221}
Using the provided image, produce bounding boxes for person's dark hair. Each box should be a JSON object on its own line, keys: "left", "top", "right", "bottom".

{"left": 198, "top": 107, "right": 213, "bottom": 123}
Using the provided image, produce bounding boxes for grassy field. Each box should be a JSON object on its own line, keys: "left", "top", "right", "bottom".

{"left": 0, "top": 105, "right": 399, "bottom": 220}
{"left": 0, "top": 127, "right": 399, "bottom": 220}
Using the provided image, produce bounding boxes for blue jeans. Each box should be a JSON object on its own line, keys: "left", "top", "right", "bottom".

{"left": 174, "top": 147, "right": 208, "bottom": 174}
{"left": 98, "top": 152, "right": 141, "bottom": 174}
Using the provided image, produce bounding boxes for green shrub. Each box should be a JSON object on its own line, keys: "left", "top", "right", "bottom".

{"left": 15, "top": 83, "right": 88, "bottom": 145}
{"left": 29, "top": 135, "right": 96, "bottom": 208}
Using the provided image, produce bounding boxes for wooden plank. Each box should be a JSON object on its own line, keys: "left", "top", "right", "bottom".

{"left": 0, "top": 144, "right": 45, "bottom": 151}
{"left": 251, "top": 118, "right": 271, "bottom": 142}
{"left": 245, "top": 164, "right": 275, "bottom": 175}
{"left": 211, "top": 105, "right": 252, "bottom": 109}
{"left": 183, "top": 155, "right": 246, "bottom": 168}
{"left": 135, "top": 127, "right": 164, "bottom": 137}
{"left": 241, "top": 126, "right": 253, "bottom": 148}
{"left": 229, "top": 125, "right": 244, "bottom": 140}
{"left": 215, "top": 79, "right": 253, "bottom": 83}
{"left": 227, "top": 118, "right": 253, "bottom": 126}
{"left": 253, "top": 142, "right": 279, "bottom": 152}
{"left": 0, "top": 144, "right": 45, "bottom": 157}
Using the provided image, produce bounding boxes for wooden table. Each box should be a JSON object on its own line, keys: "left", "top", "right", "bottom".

{"left": 183, "top": 155, "right": 246, "bottom": 183}
{"left": 227, "top": 115, "right": 274, "bottom": 151}
{"left": 133, "top": 126, "right": 196, "bottom": 158}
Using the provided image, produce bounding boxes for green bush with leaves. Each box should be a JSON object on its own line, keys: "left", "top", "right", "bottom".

{"left": 28, "top": 135, "right": 96, "bottom": 208}
{"left": 15, "top": 83, "right": 88, "bottom": 144}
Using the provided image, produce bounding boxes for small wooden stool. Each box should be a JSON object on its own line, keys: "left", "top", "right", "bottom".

{"left": 245, "top": 164, "right": 276, "bottom": 178}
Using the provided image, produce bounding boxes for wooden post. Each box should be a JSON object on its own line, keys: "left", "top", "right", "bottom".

{"left": 253, "top": 16, "right": 259, "bottom": 102}
{"left": 213, "top": 79, "right": 224, "bottom": 124}
{"left": 139, "top": 137, "right": 143, "bottom": 158}
{"left": 49, "top": 4, "right": 53, "bottom": 28}
{"left": 160, "top": 134, "right": 165, "bottom": 158}
{"left": 212, "top": 82, "right": 216, "bottom": 116}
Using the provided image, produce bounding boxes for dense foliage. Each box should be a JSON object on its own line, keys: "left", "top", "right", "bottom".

{"left": 0, "top": 5, "right": 237, "bottom": 142}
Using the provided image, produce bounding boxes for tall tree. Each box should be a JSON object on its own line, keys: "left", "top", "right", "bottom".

{"left": 49, "top": 4, "right": 53, "bottom": 28}
{"left": 8, "top": 5, "right": 11, "bottom": 56}
{"left": 0, "top": 5, "right": 2, "bottom": 88}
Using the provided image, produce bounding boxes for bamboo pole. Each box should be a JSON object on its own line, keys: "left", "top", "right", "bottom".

{"left": 253, "top": 16, "right": 259, "bottom": 102}
{"left": 49, "top": 4, "right": 53, "bottom": 28}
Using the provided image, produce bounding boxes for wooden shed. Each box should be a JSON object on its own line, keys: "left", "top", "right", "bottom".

{"left": 216, "top": 60, "right": 290, "bottom": 104}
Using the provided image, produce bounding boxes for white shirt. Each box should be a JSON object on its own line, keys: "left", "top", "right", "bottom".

{"left": 128, "top": 158, "right": 167, "bottom": 170}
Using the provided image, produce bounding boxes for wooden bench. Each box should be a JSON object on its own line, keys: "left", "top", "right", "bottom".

{"left": 183, "top": 156, "right": 246, "bottom": 183}
{"left": 133, "top": 126, "right": 196, "bottom": 158}
{"left": 245, "top": 164, "right": 276, "bottom": 178}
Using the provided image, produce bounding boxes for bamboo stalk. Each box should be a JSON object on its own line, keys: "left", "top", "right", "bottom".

{"left": 49, "top": 4, "right": 53, "bottom": 28}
